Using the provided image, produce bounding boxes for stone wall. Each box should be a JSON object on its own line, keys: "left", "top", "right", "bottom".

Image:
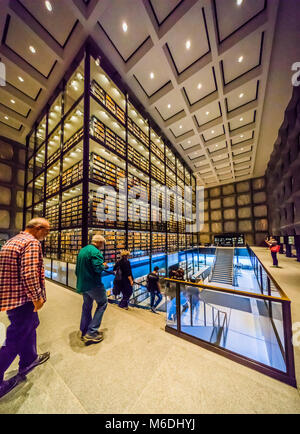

{"left": 266, "top": 86, "right": 300, "bottom": 236}
{"left": 199, "top": 177, "right": 268, "bottom": 246}
{"left": 0, "top": 136, "right": 26, "bottom": 246}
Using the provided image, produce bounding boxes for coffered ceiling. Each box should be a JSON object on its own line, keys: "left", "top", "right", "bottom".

{"left": 0, "top": 0, "right": 299, "bottom": 187}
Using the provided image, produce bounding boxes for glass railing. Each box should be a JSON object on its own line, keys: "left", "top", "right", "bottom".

{"left": 164, "top": 274, "right": 296, "bottom": 387}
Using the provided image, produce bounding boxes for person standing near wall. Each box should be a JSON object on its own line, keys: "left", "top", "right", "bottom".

{"left": 265, "top": 237, "right": 280, "bottom": 267}
{"left": 0, "top": 218, "right": 51, "bottom": 399}
{"left": 76, "top": 234, "right": 108, "bottom": 345}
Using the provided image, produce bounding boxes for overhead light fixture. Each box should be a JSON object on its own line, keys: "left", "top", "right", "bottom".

{"left": 238, "top": 56, "right": 244, "bottom": 63}
{"left": 95, "top": 58, "right": 100, "bottom": 67}
{"left": 18, "top": 76, "right": 24, "bottom": 82}
{"left": 122, "top": 21, "right": 128, "bottom": 33}
{"left": 179, "top": 125, "right": 182, "bottom": 129}
{"left": 45, "top": 1, "right": 53, "bottom": 11}
{"left": 240, "top": 134, "right": 244, "bottom": 138}
{"left": 150, "top": 72, "right": 154, "bottom": 79}
{"left": 206, "top": 111, "right": 210, "bottom": 115}
{"left": 4, "top": 116, "right": 8, "bottom": 120}
{"left": 237, "top": 0, "right": 243, "bottom": 5}
{"left": 239, "top": 93, "right": 244, "bottom": 98}
{"left": 197, "top": 83, "right": 202, "bottom": 90}
{"left": 188, "top": 140, "right": 191, "bottom": 144}
{"left": 10, "top": 99, "right": 15, "bottom": 104}
{"left": 211, "top": 130, "right": 215, "bottom": 134}
{"left": 241, "top": 147, "right": 244, "bottom": 151}
{"left": 186, "top": 40, "right": 191, "bottom": 50}
{"left": 240, "top": 117, "right": 244, "bottom": 121}
{"left": 167, "top": 104, "right": 171, "bottom": 109}
{"left": 29, "top": 45, "right": 36, "bottom": 54}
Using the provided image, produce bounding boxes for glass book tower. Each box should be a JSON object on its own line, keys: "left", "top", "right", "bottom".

{"left": 23, "top": 40, "right": 198, "bottom": 291}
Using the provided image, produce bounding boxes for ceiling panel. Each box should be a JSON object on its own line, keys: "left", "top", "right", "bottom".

{"left": 2, "top": 58, "right": 41, "bottom": 100}
{"left": 229, "top": 109, "right": 255, "bottom": 131}
{"left": 207, "top": 140, "right": 227, "bottom": 154}
{"left": 149, "top": 0, "right": 182, "bottom": 25}
{"left": 183, "top": 65, "right": 216, "bottom": 105}
{"left": 169, "top": 116, "right": 194, "bottom": 138}
{"left": 214, "top": 0, "right": 266, "bottom": 42}
{"left": 5, "top": 15, "right": 57, "bottom": 77}
{"left": 154, "top": 88, "right": 185, "bottom": 120}
{"left": 202, "top": 124, "right": 224, "bottom": 141}
{"left": 99, "top": 0, "right": 150, "bottom": 61}
{"left": 194, "top": 101, "right": 222, "bottom": 126}
{"left": 221, "top": 31, "right": 263, "bottom": 84}
{"left": 231, "top": 130, "right": 254, "bottom": 144}
{"left": 226, "top": 80, "right": 259, "bottom": 112}
{"left": 0, "top": 88, "right": 30, "bottom": 117}
{"left": 133, "top": 47, "right": 171, "bottom": 96}
{"left": 19, "top": 0, "right": 77, "bottom": 46}
{"left": 166, "top": 2, "right": 210, "bottom": 74}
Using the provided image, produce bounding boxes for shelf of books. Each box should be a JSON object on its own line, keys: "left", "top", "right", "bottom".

{"left": 24, "top": 46, "right": 197, "bottom": 289}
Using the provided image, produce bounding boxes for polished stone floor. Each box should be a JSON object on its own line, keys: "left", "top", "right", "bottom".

{"left": 0, "top": 273, "right": 300, "bottom": 413}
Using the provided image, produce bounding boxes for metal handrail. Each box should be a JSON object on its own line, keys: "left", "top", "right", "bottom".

{"left": 208, "top": 248, "right": 217, "bottom": 282}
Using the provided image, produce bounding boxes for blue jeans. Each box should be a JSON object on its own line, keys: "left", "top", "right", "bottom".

{"left": 80, "top": 286, "right": 107, "bottom": 336}
{"left": 150, "top": 291, "right": 162, "bottom": 309}
{"left": 0, "top": 302, "right": 39, "bottom": 383}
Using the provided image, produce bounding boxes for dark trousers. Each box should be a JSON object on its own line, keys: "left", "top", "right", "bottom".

{"left": 0, "top": 302, "right": 39, "bottom": 383}
{"left": 150, "top": 291, "right": 162, "bottom": 309}
{"left": 119, "top": 284, "right": 133, "bottom": 308}
{"left": 271, "top": 251, "right": 278, "bottom": 266}
{"left": 80, "top": 285, "right": 108, "bottom": 336}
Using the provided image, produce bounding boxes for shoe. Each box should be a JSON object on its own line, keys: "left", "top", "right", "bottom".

{"left": 83, "top": 333, "right": 103, "bottom": 344}
{"left": 78, "top": 331, "right": 85, "bottom": 341}
{"left": 19, "top": 352, "right": 50, "bottom": 376}
{"left": 119, "top": 306, "right": 129, "bottom": 310}
{"left": 151, "top": 308, "right": 158, "bottom": 314}
{"left": 0, "top": 374, "right": 26, "bottom": 399}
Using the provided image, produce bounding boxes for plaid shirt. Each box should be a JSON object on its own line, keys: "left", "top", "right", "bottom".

{"left": 0, "top": 232, "right": 46, "bottom": 312}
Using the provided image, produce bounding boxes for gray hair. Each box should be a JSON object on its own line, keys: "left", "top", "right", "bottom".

{"left": 26, "top": 218, "right": 49, "bottom": 229}
{"left": 91, "top": 234, "right": 106, "bottom": 244}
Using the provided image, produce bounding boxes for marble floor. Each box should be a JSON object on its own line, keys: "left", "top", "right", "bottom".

{"left": 0, "top": 275, "right": 300, "bottom": 414}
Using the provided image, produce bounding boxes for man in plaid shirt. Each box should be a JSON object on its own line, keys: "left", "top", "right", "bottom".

{"left": 0, "top": 218, "right": 51, "bottom": 399}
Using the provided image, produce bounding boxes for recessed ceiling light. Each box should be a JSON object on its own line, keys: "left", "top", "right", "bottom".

{"left": 95, "top": 58, "right": 100, "bottom": 66}
{"left": 239, "top": 93, "right": 244, "bottom": 98}
{"left": 238, "top": 56, "right": 244, "bottom": 63}
{"left": 240, "top": 117, "right": 244, "bottom": 121}
{"left": 216, "top": 144, "right": 218, "bottom": 147}
{"left": 11, "top": 99, "right": 15, "bottom": 104}
{"left": 45, "top": 1, "right": 53, "bottom": 12}
{"left": 179, "top": 125, "right": 182, "bottom": 129}
{"left": 150, "top": 72, "right": 154, "bottom": 79}
{"left": 29, "top": 46, "right": 36, "bottom": 54}
{"left": 188, "top": 140, "right": 191, "bottom": 144}
{"left": 206, "top": 111, "right": 210, "bottom": 115}
{"left": 4, "top": 116, "right": 8, "bottom": 120}
{"left": 237, "top": 0, "right": 243, "bottom": 5}
{"left": 211, "top": 130, "right": 215, "bottom": 134}
{"left": 197, "top": 83, "right": 202, "bottom": 90}
{"left": 241, "top": 147, "right": 244, "bottom": 151}
{"left": 122, "top": 22, "right": 128, "bottom": 32}
{"left": 186, "top": 40, "right": 191, "bottom": 50}
{"left": 167, "top": 104, "right": 171, "bottom": 109}
{"left": 240, "top": 134, "right": 244, "bottom": 138}
{"left": 18, "top": 76, "right": 24, "bottom": 82}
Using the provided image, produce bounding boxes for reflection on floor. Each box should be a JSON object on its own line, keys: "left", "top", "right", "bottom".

{"left": 1, "top": 280, "right": 300, "bottom": 414}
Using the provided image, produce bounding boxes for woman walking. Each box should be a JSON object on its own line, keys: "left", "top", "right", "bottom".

{"left": 113, "top": 251, "right": 134, "bottom": 309}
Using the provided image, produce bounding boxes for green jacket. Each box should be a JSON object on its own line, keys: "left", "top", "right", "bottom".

{"left": 75, "top": 244, "right": 105, "bottom": 293}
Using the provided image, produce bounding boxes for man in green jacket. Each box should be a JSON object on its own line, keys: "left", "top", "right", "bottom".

{"left": 76, "top": 234, "right": 107, "bottom": 344}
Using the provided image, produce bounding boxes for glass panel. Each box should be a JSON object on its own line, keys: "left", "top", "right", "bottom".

{"left": 27, "top": 155, "right": 34, "bottom": 183}
{"left": 177, "top": 283, "right": 287, "bottom": 372}
{"left": 52, "top": 260, "right": 67, "bottom": 285}
{"left": 46, "top": 162, "right": 60, "bottom": 198}
{"left": 65, "top": 60, "right": 84, "bottom": 114}
{"left": 28, "top": 131, "right": 35, "bottom": 159}
{"left": 48, "top": 93, "right": 63, "bottom": 136}
{"left": 68, "top": 263, "right": 77, "bottom": 289}
{"left": 36, "top": 115, "right": 47, "bottom": 149}
{"left": 44, "top": 257, "right": 52, "bottom": 279}
{"left": 33, "top": 202, "right": 43, "bottom": 218}
{"left": 61, "top": 185, "right": 82, "bottom": 228}
{"left": 62, "top": 147, "right": 83, "bottom": 190}
{"left": 26, "top": 182, "right": 33, "bottom": 209}
{"left": 63, "top": 100, "right": 84, "bottom": 154}
{"left": 166, "top": 281, "right": 177, "bottom": 328}
{"left": 34, "top": 144, "right": 46, "bottom": 178}
{"left": 47, "top": 124, "right": 62, "bottom": 167}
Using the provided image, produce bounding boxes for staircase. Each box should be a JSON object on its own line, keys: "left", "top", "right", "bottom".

{"left": 211, "top": 248, "right": 234, "bottom": 286}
